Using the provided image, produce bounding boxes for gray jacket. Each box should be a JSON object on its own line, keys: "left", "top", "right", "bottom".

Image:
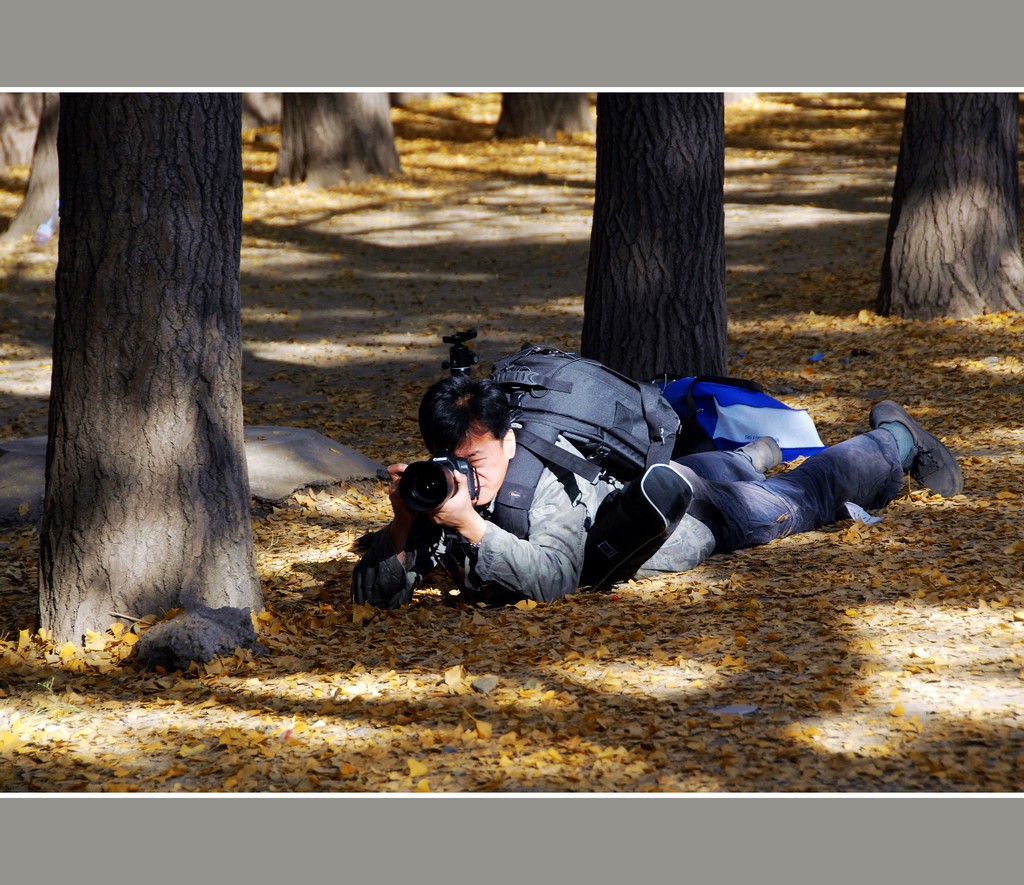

{"left": 351, "top": 438, "right": 715, "bottom": 608}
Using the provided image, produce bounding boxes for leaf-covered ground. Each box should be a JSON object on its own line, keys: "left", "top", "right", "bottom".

{"left": 0, "top": 93, "right": 1022, "bottom": 792}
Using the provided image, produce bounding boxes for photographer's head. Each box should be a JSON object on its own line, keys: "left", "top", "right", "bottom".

{"left": 418, "top": 375, "right": 516, "bottom": 507}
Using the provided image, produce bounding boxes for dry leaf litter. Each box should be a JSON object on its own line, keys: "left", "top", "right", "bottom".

{"left": 0, "top": 93, "right": 1022, "bottom": 792}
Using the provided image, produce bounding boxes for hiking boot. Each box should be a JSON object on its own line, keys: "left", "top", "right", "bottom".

{"left": 869, "top": 401, "right": 964, "bottom": 497}
{"left": 735, "top": 436, "right": 784, "bottom": 473}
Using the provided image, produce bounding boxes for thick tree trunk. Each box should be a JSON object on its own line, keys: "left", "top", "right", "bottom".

{"left": 0, "top": 92, "right": 43, "bottom": 167}
{"left": 390, "top": 93, "right": 446, "bottom": 108}
{"left": 878, "top": 93, "right": 1024, "bottom": 319}
{"left": 1, "top": 93, "right": 59, "bottom": 244}
{"left": 494, "top": 93, "right": 594, "bottom": 140}
{"left": 274, "top": 92, "right": 402, "bottom": 187}
{"left": 40, "top": 93, "right": 262, "bottom": 646}
{"left": 242, "top": 92, "right": 281, "bottom": 129}
{"left": 582, "top": 93, "right": 727, "bottom": 380}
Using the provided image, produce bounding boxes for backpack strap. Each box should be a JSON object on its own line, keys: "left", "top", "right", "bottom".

{"left": 637, "top": 380, "right": 679, "bottom": 468}
{"left": 490, "top": 424, "right": 605, "bottom": 539}
{"left": 514, "top": 426, "right": 603, "bottom": 484}
{"left": 491, "top": 444, "right": 546, "bottom": 538}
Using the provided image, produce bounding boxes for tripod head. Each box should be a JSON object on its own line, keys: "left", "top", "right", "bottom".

{"left": 442, "top": 328, "right": 479, "bottom": 376}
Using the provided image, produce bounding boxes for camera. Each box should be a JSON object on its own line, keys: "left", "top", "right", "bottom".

{"left": 398, "top": 453, "right": 480, "bottom": 512}
{"left": 395, "top": 329, "right": 482, "bottom": 512}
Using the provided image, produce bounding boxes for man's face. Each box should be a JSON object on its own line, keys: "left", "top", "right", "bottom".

{"left": 451, "top": 425, "right": 516, "bottom": 508}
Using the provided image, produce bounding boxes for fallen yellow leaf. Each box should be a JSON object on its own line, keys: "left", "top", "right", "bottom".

{"left": 0, "top": 731, "right": 23, "bottom": 753}
{"left": 444, "top": 665, "right": 465, "bottom": 690}
{"left": 179, "top": 743, "right": 209, "bottom": 758}
{"left": 218, "top": 728, "right": 246, "bottom": 747}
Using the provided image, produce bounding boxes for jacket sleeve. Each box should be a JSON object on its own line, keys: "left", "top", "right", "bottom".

{"left": 350, "top": 517, "right": 444, "bottom": 609}
{"left": 472, "top": 465, "right": 592, "bottom": 603}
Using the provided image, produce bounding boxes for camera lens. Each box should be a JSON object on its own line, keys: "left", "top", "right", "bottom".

{"left": 398, "top": 462, "right": 456, "bottom": 511}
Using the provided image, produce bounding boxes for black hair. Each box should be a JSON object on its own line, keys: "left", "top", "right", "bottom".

{"left": 418, "top": 374, "right": 513, "bottom": 453}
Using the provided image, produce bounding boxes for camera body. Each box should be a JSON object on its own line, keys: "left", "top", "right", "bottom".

{"left": 398, "top": 453, "right": 481, "bottom": 512}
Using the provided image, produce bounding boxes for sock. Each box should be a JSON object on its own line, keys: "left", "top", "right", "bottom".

{"left": 878, "top": 421, "right": 916, "bottom": 469}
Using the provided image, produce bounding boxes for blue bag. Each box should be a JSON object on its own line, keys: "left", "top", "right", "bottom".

{"left": 660, "top": 375, "right": 827, "bottom": 461}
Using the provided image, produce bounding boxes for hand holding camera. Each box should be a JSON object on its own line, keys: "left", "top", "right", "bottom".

{"left": 395, "top": 328, "right": 484, "bottom": 513}
{"left": 398, "top": 453, "right": 480, "bottom": 512}
{"left": 389, "top": 329, "right": 487, "bottom": 546}
{"left": 393, "top": 454, "right": 486, "bottom": 545}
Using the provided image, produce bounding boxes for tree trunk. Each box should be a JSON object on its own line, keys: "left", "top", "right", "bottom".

{"left": 242, "top": 92, "right": 281, "bottom": 129}
{"left": 582, "top": 93, "right": 727, "bottom": 380}
{"left": 390, "top": 93, "right": 446, "bottom": 108}
{"left": 1, "top": 93, "right": 59, "bottom": 244}
{"left": 39, "top": 93, "right": 262, "bottom": 646}
{"left": 878, "top": 93, "right": 1024, "bottom": 319}
{"left": 274, "top": 92, "right": 402, "bottom": 187}
{"left": 0, "top": 92, "right": 43, "bottom": 167}
{"left": 494, "top": 93, "right": 594, "bottom": 140}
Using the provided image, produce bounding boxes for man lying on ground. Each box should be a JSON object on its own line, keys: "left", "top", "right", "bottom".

{"left": 351, "top": 374, "right": 962, "bottom": 609}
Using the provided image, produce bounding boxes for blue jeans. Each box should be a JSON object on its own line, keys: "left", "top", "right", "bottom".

{"left": 673, "top": 430, "right": 905, "bottom": 554}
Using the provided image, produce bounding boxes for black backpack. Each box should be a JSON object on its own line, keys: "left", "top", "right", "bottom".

{"left": 489, "top": 345, "right": 681, "bottom": 538}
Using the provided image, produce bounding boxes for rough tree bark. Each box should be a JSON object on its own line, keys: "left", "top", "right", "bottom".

{"left": 1, "top": 93, "right": 59, "bottom": 244}
{"left": 582, "top": 93, "right": 727, "bottom": 380}
{"left": 39, "top": 93, "right": 262, "bottom": 646}
{"left": 274, "top": 92, "right": 402, "bottom": 187}
{"left": 494, "top": 93, "right": 594, "bottom": 140}
{"left": 878, "top": 92, "right": 1024, "bottom": 319}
